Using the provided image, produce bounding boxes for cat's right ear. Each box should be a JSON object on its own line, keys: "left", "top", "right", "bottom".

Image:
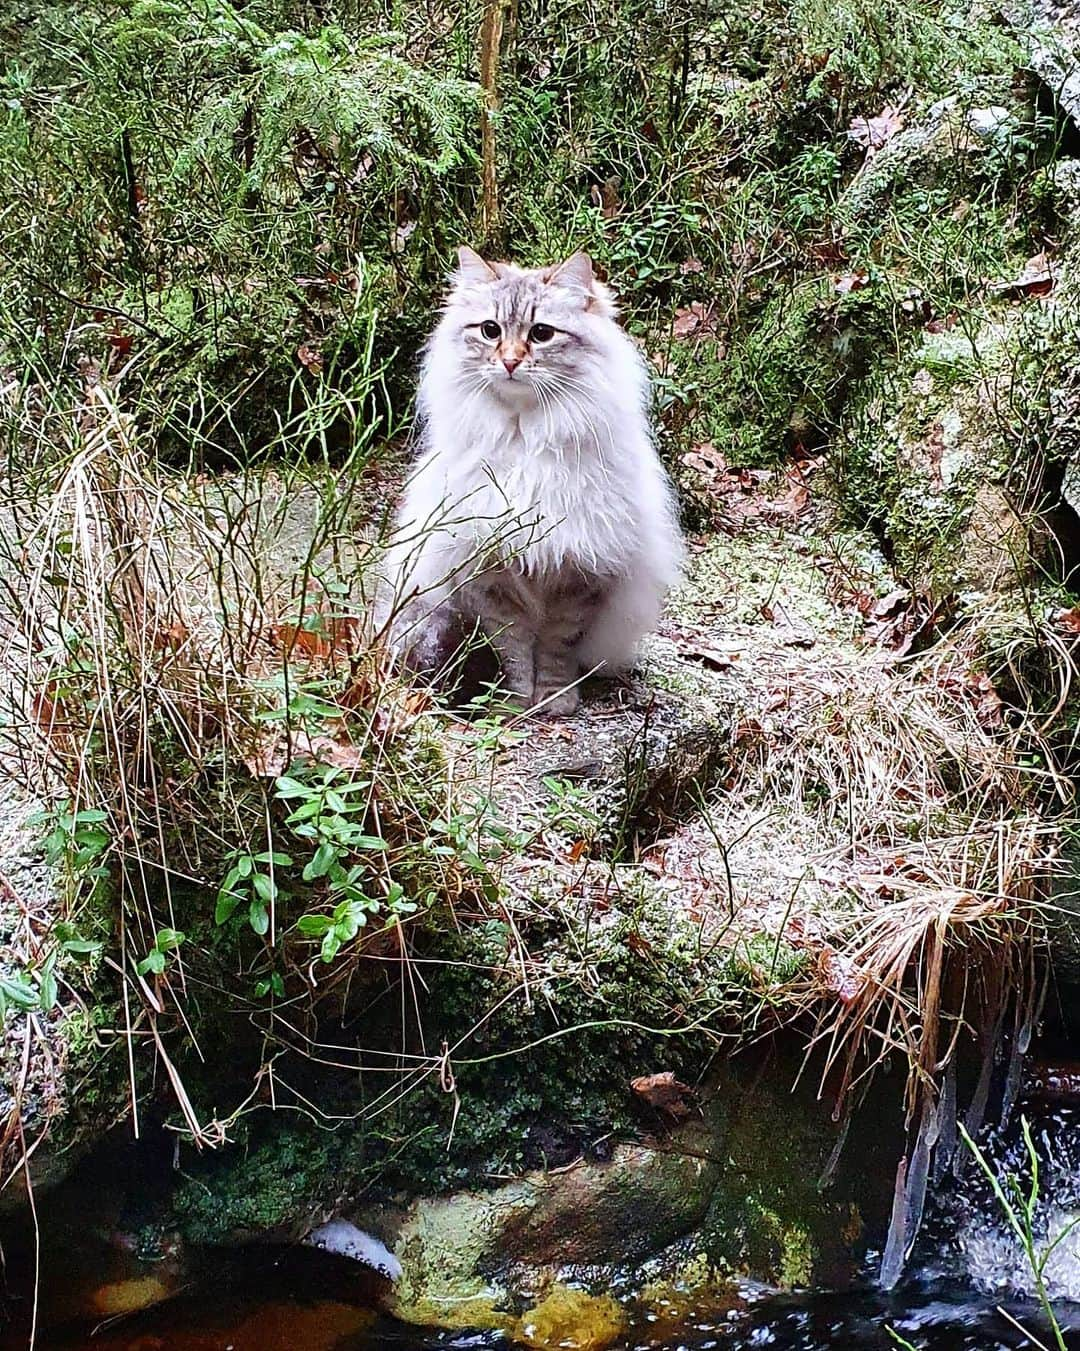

{"left": 454, "top": 246, "right": 499, "bottom": 285}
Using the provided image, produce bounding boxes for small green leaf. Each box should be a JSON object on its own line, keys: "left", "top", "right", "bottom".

{"left": 302, "top": 841, "right": 337, "bottom": 881}
{"left": 74, "top": 828, "right": 110, "bottom": 849}
{"left": 1, "top": 977, "right": 39, "bottom": 1009}
{"left": 274, "top": 775, "right": 311, "bottom": 799}
{"left": 253, "top": 851, "right": 293, "bottom": 866}
{"left": 155, "top": 928, "right": 185, "bottom": 952}
{"left": 137, "top": 949, "right": 166, "bottom": 976}
{"left": 39, "top": 966, "right": 58, "bottom": 1012}
{"left": 285, "top": 801, "right": 323, "bottom": 823}
{"left": 215, "top": 890, "right": 243, "bottom": 925}
{"left": 353, "top": 835, "right": 388, "bottom": 851}
{"left": 221, "top": 865, "right": 243, "bottom": 893}
{"left": 249, "top": 899, "right": 269, "bottom": 936}
{"left": 296, "top": 914, "right": 332, "bottom": 937}
{"left": 320, "top": 930, "right": 341, "bottom": 963}
{"left": 252, "top": 873, "right": 276, "bottom": 903}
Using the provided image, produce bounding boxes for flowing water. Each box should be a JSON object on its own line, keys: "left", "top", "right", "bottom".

{"left": 3, "top": 1111, "right": 1080, "bottom": 1351}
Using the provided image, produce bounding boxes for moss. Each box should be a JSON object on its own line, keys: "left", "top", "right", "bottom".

{"left": 694, "top": 1066, "right": 877, "bottom": 1289}
{"left": 170, "top": 1120, "right": 350, "bottom": 1243}
{"left": 517, "top": 1287, "right": 627, "bottom": 1351}
{"left": 833, "top": 314, "right": 1033, "bottom": 599}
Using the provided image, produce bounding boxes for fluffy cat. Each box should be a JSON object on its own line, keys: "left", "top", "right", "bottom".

{"left": 382, "top": 246, "right": 684, "bottom": 716}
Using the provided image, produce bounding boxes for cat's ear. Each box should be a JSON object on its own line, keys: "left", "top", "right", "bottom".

{"left": 454, "top": 246, "right": 499, "bottom": 285}
{"left": 546, "top": 251, "right": 595, "bottom": 291}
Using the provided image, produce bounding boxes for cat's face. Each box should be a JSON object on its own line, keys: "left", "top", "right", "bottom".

{"left": 439, "top": 248, "right": 617, "bottom": 405}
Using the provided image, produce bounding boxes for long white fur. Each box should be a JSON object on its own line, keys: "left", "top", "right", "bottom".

{"left": 383, "top": 250, "right": 684, "bottom": 673}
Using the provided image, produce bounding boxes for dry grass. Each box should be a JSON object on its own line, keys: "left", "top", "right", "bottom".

{"left": 0, "top": 369, "right": 471, "bottom": 1161}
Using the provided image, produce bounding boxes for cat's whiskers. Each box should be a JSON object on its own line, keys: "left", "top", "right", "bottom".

{"left": 531, "top": 372, "right": 605, "bottom": 457}
{"left": 538, "top": 378, "right": 615, "bottom": 480}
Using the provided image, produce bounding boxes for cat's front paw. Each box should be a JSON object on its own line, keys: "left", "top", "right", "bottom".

{"left": 532, "top": 684, "right": 581, "bottom": 718}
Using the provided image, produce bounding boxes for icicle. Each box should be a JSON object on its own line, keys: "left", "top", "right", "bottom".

{"left": 817, "top": 1109, "right": 851, "bottom": 1192}
{"left": 880, "top": 1094, "right": 939, "bottom": 1289}
{"left": 963, "top": 1001, "right": 1005, "bottom": 1150}
{"left": 904, "top": 1095, "right": 938, "bottom": 1259}
{"left": 880, "top": 1155, "right": 909, "bottom": 1290}
{"left": 934, "top": 1056, "right": 958, "bottom": 1180}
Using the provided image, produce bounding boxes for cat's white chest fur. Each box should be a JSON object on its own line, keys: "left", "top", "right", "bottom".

{"left": 429, "top": 409, "right": 636, "bottom": 577}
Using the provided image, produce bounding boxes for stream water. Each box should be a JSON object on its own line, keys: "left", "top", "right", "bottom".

{"left": 2, "top": 1109, "right": 1080, "bottom": 1351}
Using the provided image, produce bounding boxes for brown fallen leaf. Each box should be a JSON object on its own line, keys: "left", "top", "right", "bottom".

{"left": 1055, "top": 606, "right": 1080, "bottom": 634}
{"left": 32, "top": 686, "right": 72, "bottom": 742}
{"left": 567, "top": 839, "right": 588, "bottom": 863}
{"left": 590, "top": 174, "right": 621, "bottom": 220}
{"left": 273, "top": 614, "right": 361, "bottom": 660}
{"left": 763, "top": 600, "right": 816, "bottom": 648}
{"left": 679, "top": 256, "right": 704, "bottom": 275}
{"left": 153, "top": 620, "right": 190, "bottom": 652}
{"left": 989, "top": 251, "right": 1054, "bottom": 300}
{"left": 871, "top": 588, "right": 911, "bottom": 621}
{"left": 297, "top": 340, "right": 324, "bottom": 373}
{"left": 847, "top": 105, "right": 905, "bottom": 155}
{"left": 816, "top": 944, "right": 865, "bottom": 1005}
{"left": 681, "top": 640, "right": 739, "bottom": 671}
{"left": 630, "top": 1071, "right": 695, "bottom": 1118}
{"left": 833, "top": 270, "right": 870, "bottom": 295}
{"left": 672, "top": 301, "right": 716, "bottom": 338}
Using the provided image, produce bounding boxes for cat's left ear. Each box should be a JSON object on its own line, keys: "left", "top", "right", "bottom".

{"left": 547, "top": 251, "right": 594, "bottom": 290}
{"left": 546, "top": 251, "right": 617, "bottom": 317}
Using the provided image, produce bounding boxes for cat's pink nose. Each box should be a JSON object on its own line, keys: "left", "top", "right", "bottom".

{"left": 502, "top": 356, "right": 522, "bottom": 375}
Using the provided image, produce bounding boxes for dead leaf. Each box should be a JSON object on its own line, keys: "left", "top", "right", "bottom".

{"left": 808, "top": 239, "right": 848, "bottom": 267}
{"left": 590, "top": 175, "right": 621, "bottom": 220}
{"left": 871, "top": 588, "right": 912, "bottom": 621}
{"left": 107, "top": 329, "right": 133, "bottom": 356}
{"left": 296, "top": 341, "right": 324, "bottom": 374}
{"left": 847, "top": 105, "right": 905, "bottom": 155}
{"left": 32, "top": 686, "right": 72, "bottom": 742}
{"left": 833, "top": 270, "right": 870, "bottom": 295}
{"left": 1055, "top": 606, "right": 1080, "bottom": 634}
{"left": 153, "top": 620, "right": 189, "bottom": 652}
{"left": 273, "top": 615, "right": 360, "bottom": 660}
{"left": 630, "top": 1071, "right": 694, "bottom": 1118}
{"left": 243, "top": 728, "right": 372, "bottom": 780}
{"left": 681, "top": 640, "right": 739, "bottom": 671}
{"left": 763, "top": 600, "right": 816, "bottom": 648}
{"left": 679, "top": 257, "right": 704, "bottom": 275}
{"left": 989, "top": 251, "right": 1054, "bottom": 299}
{"left": 672, "top": 301, "right": 716, "bottom": 338}
{"left": 626, "top": 930, "right": 654, "bottom": 956}
{"left": 816, "top": 944, "right": 865, "bottom": 1004}
{"left": 567, "top": 839, "right": 588, "bottom": 863}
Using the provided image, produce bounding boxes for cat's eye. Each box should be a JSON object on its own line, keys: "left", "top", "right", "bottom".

{"left": 529, "top": 323, "right": 555, "bottom": 343}
{"left": 480, "top": 320, "right": 501, "bottom": 340}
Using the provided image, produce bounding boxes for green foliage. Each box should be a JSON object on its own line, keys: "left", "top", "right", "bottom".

{"left": 137, "top": 926, "right": 186, "bottom": 976}
{"left": 0, "top": 0, "right": 480, "bottom": 461}
{"left": 28, "top": 803, "right": 112, "bottom": 879}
